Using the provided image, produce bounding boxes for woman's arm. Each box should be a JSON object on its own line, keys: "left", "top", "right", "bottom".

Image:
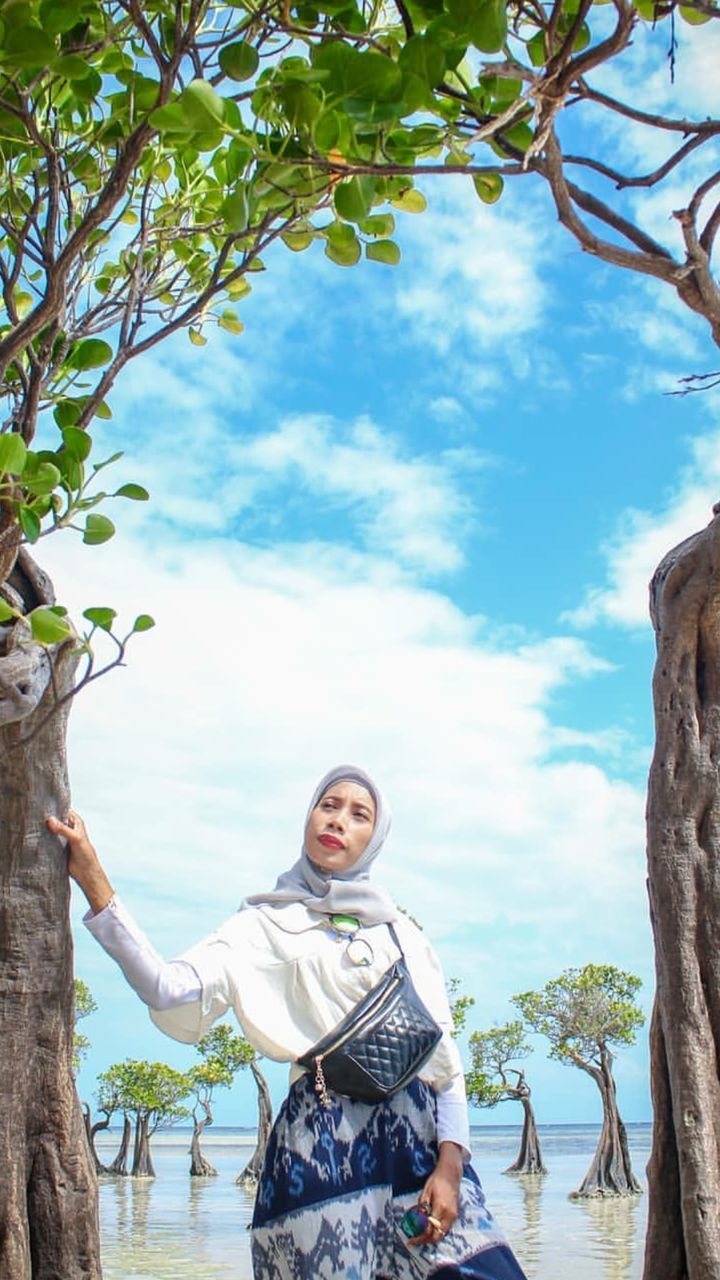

{"left": 47, "top": 810, "right": 202, "bottom": 1011}
{"left": 47, "top": 810, "right": 114, "bottom": 914}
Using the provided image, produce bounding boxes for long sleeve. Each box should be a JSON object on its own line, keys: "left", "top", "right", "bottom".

{"left": 435, "top": 1073, "right": 471, "bottom": 1159}
{"left": 84, "top": 896, "right": 202, "bottom": 1009}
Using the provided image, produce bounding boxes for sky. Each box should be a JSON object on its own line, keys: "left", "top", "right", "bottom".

{"left": 40, "top": 15, "right": 720, "bottom": 1132}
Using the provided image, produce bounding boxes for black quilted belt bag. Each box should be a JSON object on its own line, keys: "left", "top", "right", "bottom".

{"left": 297, "top": 924, "right": 442, "bottom": 1106}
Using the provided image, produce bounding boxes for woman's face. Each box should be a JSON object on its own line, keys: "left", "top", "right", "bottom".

{"left": 305, "top": 781, "right": 377, "bottom": 875}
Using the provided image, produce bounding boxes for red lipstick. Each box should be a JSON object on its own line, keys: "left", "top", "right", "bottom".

{"left": 318, "top": 834, "right": 344, "bottom": 849}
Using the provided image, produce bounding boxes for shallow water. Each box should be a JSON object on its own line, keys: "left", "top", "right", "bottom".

{"left": 97, "top": 1123, "right": 651, "bottom": 1280}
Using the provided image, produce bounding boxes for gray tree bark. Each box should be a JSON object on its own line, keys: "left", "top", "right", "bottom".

{"left": 189, "top": 1103, "right": 217, "bottom": 1177}
{"left": 504, "top": 1093, "right": 547, "bottom": 1176}
{"left": 107, "top": 1115, "right": 131, "bottom": 1177}
{"left": 644, "top": 509, "right": 720, "bottom": 1280}
{"left": 236, "top": 1060, "right": 273, "bottom": 1187}
{"left": 0, "top": 550, "right": 100, "bottom": 1278}
{"left": 131, "top": 1115, "right": 156, "bottom": 1178}
{"left": 571, "top": 1055, "right": 641, "bottom": 1198}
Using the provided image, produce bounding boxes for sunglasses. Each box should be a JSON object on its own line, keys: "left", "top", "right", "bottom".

{"left": 399, "top": 1204, "right": 430, "bottom": 1239}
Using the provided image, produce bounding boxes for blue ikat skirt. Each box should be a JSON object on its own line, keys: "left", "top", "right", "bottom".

{"left": 251, "top": 1074, "right": 528, "bottom": 1280}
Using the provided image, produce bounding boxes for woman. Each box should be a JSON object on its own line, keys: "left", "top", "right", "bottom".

{"left": 49, "top": 765, "right": 527, "bottom": 1280}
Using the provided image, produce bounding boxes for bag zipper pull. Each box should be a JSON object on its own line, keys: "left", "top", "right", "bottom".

{"left": 314, "top": 1055, "right": 330, "bottom": 1108}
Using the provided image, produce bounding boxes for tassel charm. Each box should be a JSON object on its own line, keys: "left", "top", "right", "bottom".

{"left": 314, "top": 1056, "right": 330, "bottom": 1108}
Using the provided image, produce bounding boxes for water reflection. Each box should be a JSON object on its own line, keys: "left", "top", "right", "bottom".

{"left": 577, "top": 1196, "right": 642, "bottom": 1280}
{"left": 513, "top": 1174, "right": 545, "bottom": 1277}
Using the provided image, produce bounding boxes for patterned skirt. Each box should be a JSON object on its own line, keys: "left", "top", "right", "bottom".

{"left": 251, "top": 1075, "right": 527, "bottom": 1280}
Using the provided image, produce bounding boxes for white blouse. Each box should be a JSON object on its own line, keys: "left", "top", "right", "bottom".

{"left": 85, "top": 896, "right": 471, "bottom": 1154}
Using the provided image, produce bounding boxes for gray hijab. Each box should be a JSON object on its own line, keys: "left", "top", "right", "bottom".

{"left": 242, "top": 765, "right": 398, "bottom": 924}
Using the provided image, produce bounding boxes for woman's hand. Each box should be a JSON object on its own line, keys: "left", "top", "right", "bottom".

{"left": 407, "top": 1141, "right": 464, "bottom": 1247}
{"left": 46, "top": 809, "right": 114, "bottom": 914}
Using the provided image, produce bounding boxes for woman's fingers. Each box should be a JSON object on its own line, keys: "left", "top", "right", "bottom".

{"left": 47, "top": 810, "right": 86, "bottom": 841}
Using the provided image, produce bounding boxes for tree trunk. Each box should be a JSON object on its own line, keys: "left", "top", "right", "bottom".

{"left": 572, "top": 1059, "right": 641, "bottom": 1198}
{"left": 505, "top": 1095, "right": 547, "bottom": 1176}
{"left": 189, "top": 1105, "right": 217, "bottom": 1177}
{"left": 644, "top": 510, "right": 720, "bottom": 1280}
{"left": 83, "top": 1107, "right": 111, "bottom": 1175}
{"left": 131, "top": 1114, "right": 156, "bottom": 1178}
{"left": 236, "top": 1060, "right": 273, "bottom": 1186}
{"left": 0, "top": 550, "right": 100, "bottom": 1278}
{"left": 107, "top": 1114, "right": 131, "bottom": 1176}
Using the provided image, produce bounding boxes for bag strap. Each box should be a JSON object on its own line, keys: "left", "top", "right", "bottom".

{"left": 388, "top": 921, "right": 405, "bottom": 958}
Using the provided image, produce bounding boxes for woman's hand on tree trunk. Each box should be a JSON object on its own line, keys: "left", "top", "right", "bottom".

{"left": 46, "top": 809, "right": 114, "bottom": 914}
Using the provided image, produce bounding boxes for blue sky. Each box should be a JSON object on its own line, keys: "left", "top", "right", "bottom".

{"left": 43, "top": 18, "right": 720, "bottom": 1132}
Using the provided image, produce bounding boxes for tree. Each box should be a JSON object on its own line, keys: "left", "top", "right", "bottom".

{"left": 90, "top": 1069, "right": 128, "bottom": 1176}
{"left": 72, "top": 977, "right": 97, "bottom": 1076}
{"left": 513, "top": 965, "right": 644, "bottom": 1198}
{"left": 645, "top": 518, "right": 720, "bottom": 1280}
{"left": 447, "top": 976, "right": 475, "bottom": 1039}
{"left": 236, "top": 1053, "right": 274, "bottom": 1187}
{"left": 466, "top": 1021, "right": 547, "bottom": 1176}
{"left": 95, "top": 1059, "right": 190, "bottom": 1178}
{"left": 188, "top": 1023, "right": 254, "bottom": 1177}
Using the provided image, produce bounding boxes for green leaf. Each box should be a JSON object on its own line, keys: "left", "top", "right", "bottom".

{"left": 68, "top": 339, "right": 114, "bottom": 371}
{"left": 359, "top": 213, "right": 395, "bottom": 238}
{"left": 29, "top": 607, "right": 72, "bottom": 645}
{"left": 40, "top": 0, "right": 87, "bottom": 36}
{"left": 679, "top": 3, "right": 712, "bottom": 21}
{"left": 189, "top": 328, "right": 207, "bottom": 346}
{"left": 282, "top": 229, "right": 315, "bottom": 252}
{"left": 0, "top": 598, "right": 15, "bottom": 622}
{"left": 399, "top": 34, "right": 446, "bottom": 88}
{"left": 324, "top": 221, "right": 361, "bottom": 266}
{"left": 180, "top": 80, "right": 226, "bottom": 130}
{"left": 473, "top": 171, "right": 504, "bottom": 203}
{"left": 149, "top": 102, "right": 191, "bottom": 133}
{"left": 527, "top": 31, "right": 548, "bottom": 66}
{"left": 4, "top": 26, "right": 57, "bottom": 69}
{"left": 333, "top": 176, "right": 374, "bottom": 223}
{"left": 219, "top": 40, "right": 260, "bottom": 81}
{"left": 19, "top": 506, "right": 41, "bottom": 543}
{"left": 221, "top": 187, "right": 249, "bottom": 232}
{"left": 133, "top": 614, "right": 156, "bottom": 633}
{"left": 365, "top": 239, "right": 401, "bottom": 265}
{"left": 0, "top": 433, "right": 27, "bottom": 475}
{"left": 391, "top": 188, "right": 427, "bottom": 214}
{"left": 83, "top": 606, "right": 117, "bottom": 632}
{"left": 114, "top": 483, "right": 150, "bottom": 501}
{"left": 83, "top": 514, "right": 116, "bottom": 545}
{"left": 313, "top": 111, "right": 341, "bottom": 151}
{"left": 466, "top": 0, "right": 508, "bottom": 51}
{"left": 218, "top": 309, "right": 244, "bottom": 335}
{"left": 26, "top": 462, "right": 61, "bottom": 497}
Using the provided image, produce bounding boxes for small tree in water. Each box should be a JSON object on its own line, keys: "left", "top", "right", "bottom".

{"left": 96, "top": 1060, "right": 190, "bottom": 1178}
{"left": 189, "top": 1025, "right": 255, "bottom": 1177}
{"left": 514, "top": 965, "right": 644, "bottom": 1198}
{"left": 237, "top": 1053, "right": 274, "bottom": 1188}
{"left": 466, "top": 1021, "right": 547, "bottom": 1177}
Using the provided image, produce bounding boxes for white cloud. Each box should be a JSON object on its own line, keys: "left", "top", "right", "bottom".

{"left": 567, "top": 422, "right": 720, "bottom": 628}
{"left": 391, "top": 181, "right": 550, "bottom": 359}
{"left": 227, "top": 413, "right": 483, "bottom": 571}
{"left": 41, "top": 525, "right": 647, "bottom": 984}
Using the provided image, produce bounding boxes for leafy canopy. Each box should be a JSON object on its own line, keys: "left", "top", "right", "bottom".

{"left": 71, "top": 976, "right": 97, "bottom": 1073}
{"left": 189, "top": 1022, "right": 256, "bottom": 1095}
{"left": 96, "top": 1058, "right": 190, "bottom": 1129}
{"left": 513, "top": 964, "right": 644, "bottom": 1071}
{"left": 465, "top": 1019, "right": 532, "bottom": 1108}
{"left": 0, "top": 0, "right": 715, "bottom": 664}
